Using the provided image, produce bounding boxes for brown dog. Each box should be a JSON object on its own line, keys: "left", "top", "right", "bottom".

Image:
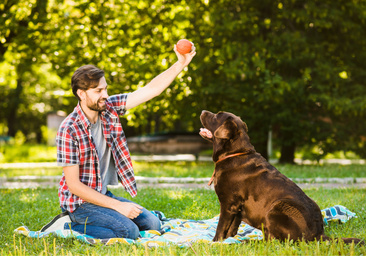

{"left": 199, "top": 110, "right": 363, "bottom": 244}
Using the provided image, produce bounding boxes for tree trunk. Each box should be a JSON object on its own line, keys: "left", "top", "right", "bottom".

{"left": 253, "top": 139, "right": 268, "bottom": 161}
{"left": 154, "top": 113, "right": 161, "bottom": 133}
{"left": 279, "top": 143, "right": 296, "bottom": 164}
{"left": 249, "top": 125, "right": 269, "bottom": 160}
{"left": 7, "top": 78, "right": 23, "bottom": 137}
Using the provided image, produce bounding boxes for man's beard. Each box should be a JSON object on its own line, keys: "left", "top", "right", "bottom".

{"left": 86, "top": 97, "right": 107, "bottom": 112}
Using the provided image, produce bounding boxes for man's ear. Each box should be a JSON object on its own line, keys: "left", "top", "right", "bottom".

{"left": 214, "top": 119, "right": 238, "bottom": 140}
{"left": 77, "top": 89, "right": 85, "bottom": 101}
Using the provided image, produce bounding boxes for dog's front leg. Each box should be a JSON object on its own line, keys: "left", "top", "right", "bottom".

{"left": 213, "top": 208, "right": 238, "bottom": 241}
{"left": 226, "top": 213, "right": 242, "bottom": 238}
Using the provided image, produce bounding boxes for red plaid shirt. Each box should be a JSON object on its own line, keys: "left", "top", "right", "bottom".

{"left": 56, "top": 93, "right": 137, "bottom": 212}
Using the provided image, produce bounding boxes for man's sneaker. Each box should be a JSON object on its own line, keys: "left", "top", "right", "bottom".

{"left": 40, "top": 212, "right": 71, "bottom": 232}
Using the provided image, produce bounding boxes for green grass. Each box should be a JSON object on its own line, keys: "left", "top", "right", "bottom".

{"left": 1, "top": 187, "right": 366, "bottom": 255}
{"left": 134, "top": 162, "right": 366, "bottom": 179}
{"left": 1, "top": 143, "right": 363, "bottom": 163}
{"left": 1, "top": 144, "right": 365, "bottom": 179}
{"left": 0, "top": 161, "right": 366, "bottom": 178}
{"left": 278, "top": 164, "right": 366, "bottom": 179}
{"left": 1, "top": 162, "right": 366, "bottom": 179}
{"left": 0, "top": 144, "right": 57, "bottom": 163}
{"left": 133, "top": 161, "right": 215, "bottom": 178}
{"left": 0, "top": 167, "right": 62, "bottom": 178}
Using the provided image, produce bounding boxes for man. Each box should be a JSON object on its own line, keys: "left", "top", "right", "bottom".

{"left": 41, "top": 44, "right": 196, "bottom": 239}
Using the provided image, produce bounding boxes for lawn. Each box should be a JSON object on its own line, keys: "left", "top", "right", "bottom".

{"left": 0, "top": 144, "right": 57, "bottom": 163}
{"left": 1, "top": 187, "right": 365, "bottom": 255}
{"left": 1, "top": 161, "right": 366, "bottom": 179}
{"left": 133, "top": 161, "right": 366, "bottom": 179}
{"left": 1, "top": 145, "right": 366, "bottom": 254}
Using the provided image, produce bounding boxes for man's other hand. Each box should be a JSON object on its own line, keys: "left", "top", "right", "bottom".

{"left": 115, "top": 202, "right": 144, "bottom": 219}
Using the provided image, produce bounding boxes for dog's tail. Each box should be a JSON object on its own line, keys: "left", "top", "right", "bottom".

{"left": 320, "top": 235, "right": 365, "bottom": 245}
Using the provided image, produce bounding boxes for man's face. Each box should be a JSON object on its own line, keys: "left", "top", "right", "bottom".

{"left": 84, "top": 76, "right": 109, "bottom": 112}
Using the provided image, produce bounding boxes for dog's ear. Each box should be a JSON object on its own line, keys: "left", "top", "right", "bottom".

{"left": 214, "top": 119, "right": 238, "bottom": 140}
{"left": 242, "top": 121, "right": 248, "bottom": 133}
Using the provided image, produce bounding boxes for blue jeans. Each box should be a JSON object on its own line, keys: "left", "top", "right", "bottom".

{"left": 64, "top": 191, "right": 161, "bottom": 239}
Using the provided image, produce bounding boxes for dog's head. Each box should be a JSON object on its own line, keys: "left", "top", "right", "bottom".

{"left": 200, "top": 110, "right": 255, "bottom": 162}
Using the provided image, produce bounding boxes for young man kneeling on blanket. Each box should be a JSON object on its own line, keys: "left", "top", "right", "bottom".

{"left": 41, "top": 45, "right": 196, "bottom": 239}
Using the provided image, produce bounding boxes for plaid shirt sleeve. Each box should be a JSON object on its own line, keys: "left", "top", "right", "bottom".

{"left": 107, "top": 93, "right": 129, "bottom": 116}
{"left": 56, "top": 125, "right": 79, "bottom": 165}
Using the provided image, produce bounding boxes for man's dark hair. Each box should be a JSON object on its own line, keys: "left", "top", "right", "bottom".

{"left": 71, "top": 65, "right": 105, "bottom": 100}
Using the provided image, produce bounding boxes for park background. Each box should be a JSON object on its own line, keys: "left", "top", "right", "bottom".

{"left": 1, "top": 0, "right": 366, "bottom": 163}
{"left": 1, "top": 0, "right": 366, "bottom": 255}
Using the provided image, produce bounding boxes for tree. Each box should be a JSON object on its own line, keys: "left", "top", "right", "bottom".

{"left": 0, "top": 0, "right": 59, "bottom": 141}
{"left": 1, "top": 0, "right": 365, "bottom": 163}
{"left": 183, "top": 0, "right": 366, "bottom": 162}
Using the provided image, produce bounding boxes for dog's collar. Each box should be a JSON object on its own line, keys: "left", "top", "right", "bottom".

{"left": 207, "top": 151, "right": 253, "bottom": 186}
{"left": 215, "top": 152, "right": 250, "bottom": 164}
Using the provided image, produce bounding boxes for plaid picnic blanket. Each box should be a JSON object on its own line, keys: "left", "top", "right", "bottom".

{"left": 14, "top": 205, "right": 357, "bottom": 247}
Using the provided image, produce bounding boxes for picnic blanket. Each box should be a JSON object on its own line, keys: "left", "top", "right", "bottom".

{"left": 14, "top": 205, "right": 357, "bottom": 247}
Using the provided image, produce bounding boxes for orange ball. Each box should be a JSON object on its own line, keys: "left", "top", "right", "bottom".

{"left": 176, "top": 39, "right": 192, "bottom": 54}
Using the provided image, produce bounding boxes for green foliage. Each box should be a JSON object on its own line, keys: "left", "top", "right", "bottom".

{"left": 1, "top": 0, "right": 366, "bottom": 162}
{"left": 0, "top": 187, "right": 365, "bottom": 255}
{"left": 183, "top": 0, "right": 366, "bottom": 161}
{"left": 13, "top": 131, "right": 26, "bottom": 146}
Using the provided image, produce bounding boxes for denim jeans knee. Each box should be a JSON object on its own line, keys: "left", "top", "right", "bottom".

{"left": 68, "top": 202, "right": 140, "bottom": 239}
{"left": 107, "top": 191, "right": 161, "bottom": 232}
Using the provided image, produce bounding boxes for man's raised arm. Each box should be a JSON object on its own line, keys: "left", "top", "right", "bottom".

{"left": 126, "top": 44, "right": 196, "bottom": 110}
